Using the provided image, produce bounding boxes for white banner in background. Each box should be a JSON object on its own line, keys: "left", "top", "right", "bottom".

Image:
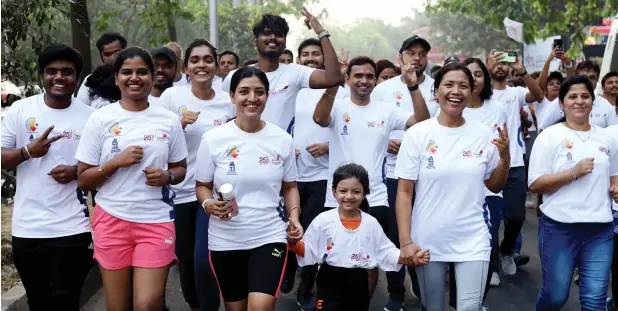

{"left": 523, "top": 36, "right": 562, "bottom": 73}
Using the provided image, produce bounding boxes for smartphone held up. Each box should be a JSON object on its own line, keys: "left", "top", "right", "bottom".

{"left": 495, "top": 51, "right": 517, "bottom": 63}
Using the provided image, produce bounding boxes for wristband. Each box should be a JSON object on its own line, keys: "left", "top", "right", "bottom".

{"left": 98, "top": 166, "right": 110, "bottom": 179}
{"left": 168, "top": 170, "right": 175, "bottom": 184}
{"left": 317, "top": 30, "right": 330, "bottom": 39}
{"left": 73, "top": 165, "right": 78, "bottom": 180}
{"left": 287, "top": 206, "right": 300, "bottom": 219}
{"left": 407, "top": 85, "right": 419, "bottom": 92}
{"left": 201, "top": 199, "right": 213, "bottom": 213}
{"left": 20, "top": 147, "right": 28, "bottom": 161}
{"left": 516, "top": 69, "right": 528, "bottom": 77}
{"left": 23, "top": 145, "right": 32, "bottom": 159}
{"left": 401, "top": 241, "right": 414, "bottom": 248}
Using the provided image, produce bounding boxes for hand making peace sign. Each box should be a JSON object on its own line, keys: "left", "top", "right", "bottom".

{"left": 26, "top": 125, "right": 63, "bottom": 158}
{"left": 492, "top": 123, "right": 510, "bottom": 161}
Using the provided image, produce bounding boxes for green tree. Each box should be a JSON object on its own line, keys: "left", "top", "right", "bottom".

{"left": 427, "top": 0, "right": 618, "bottom": 56}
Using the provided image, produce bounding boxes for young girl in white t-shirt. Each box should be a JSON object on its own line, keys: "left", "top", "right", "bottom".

{"left": 288, "top": 163, "right": 430, "bottom": 311}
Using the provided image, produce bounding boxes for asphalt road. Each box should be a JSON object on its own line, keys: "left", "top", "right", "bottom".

{"left": 82, "top": 207, "right": 591, "bottom": 311}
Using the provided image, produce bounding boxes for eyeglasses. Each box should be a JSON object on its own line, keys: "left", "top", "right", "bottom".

{"left": 44, "top": 68, "right": 75, "bottom": 76}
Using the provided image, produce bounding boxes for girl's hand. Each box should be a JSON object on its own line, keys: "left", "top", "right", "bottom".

{"left": 415, "top": 249, "right": 430, "bottom": 265}
{"left": 287, "top": 219, "right": 304, "bottom": 243}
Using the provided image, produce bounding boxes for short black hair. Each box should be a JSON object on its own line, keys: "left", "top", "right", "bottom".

{"left": 85, "top": 63, "right": 120, "bottom": 102}
{"left": 229, "top": 66, "right": 269, "bottom": 94}
{"left": 113, "top": 46, "right": 154, "bottom": 75}
{"left": 297, "top": 38, "right": 322, "bottom": 58}
{"left": 547, "top": 71, "right": 565, "bottom": 85}
{"left": 282, "top": 49, "right": 293, "bottom": 58}
{"left": 37, "top": 43, "right": 83, "bottom": 77}
{"left": 333, "top": 163, "right": 371, "bottom": 213}
{"left": 184, "top": 38, "right": 218, "bottom": 68}
{"left": 219, "top": 51, "right": 240, "bottom": 66}
{"left": 376, "top": 59, "right": 397, "bottom": 77}
{"left": 559, "top": 75, "right": 595, "bottom": 104}
{"left": 96, "top": 32, "right": 127, "bottom": 54}
{"left": 602, "top": 71, "right": 618, "bottom": 88}
{"left": 462, "top": 58, "right": 492, "bottom": 100}
{"left": 576, "top": 60, "right": 600, "bottom": 77}
{"left": 346, "top": 56, "right": 376, "bottom": 77}
{"left": 433, "top": 62, "right": 474, "bottom": 95}
{"left": 252, "top": 14, "right": 289, "bottom": 37}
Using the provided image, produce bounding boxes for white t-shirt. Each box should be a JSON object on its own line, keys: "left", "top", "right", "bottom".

{"left": 325, "top": 98, "right": 411, "bottom": 208}
{"left": 533, "top": 97, "right": 555, "bottom": 129}
{"left": 157, "top": 85, "right": 236, "bottom": 204}
{"left": 528, "top": 123, "right": 618, "bottom": 223}
{"left": 445, "top": 100, "right": 507, "bottom": 198}
{"left": 212, "top": 75, "right": 223, "bottom": 91}
{"left": 75, "top": 102, "right": 188, "bottom": 223}
{"left": 195, "top": 121, "right": 298, "bottom": 251}
{"left": 75, "top": 74, "right": 93, "bottom": 106}
{"left": 539, "top": 96, "right": 618, "bottom": 130}
{"left": 523, "top": 105, "right": 536, "bottom": 133}
{"left": 1, "top": 94, "right": 93, "bottom": 238}
{"left": 222, "top": 63, "right": 315, "bottom": 132}
{"left": 173, "top": 73, "right": 189, "bottom": 86}
{"left": 148, "top": 94, "right": 161, "bottom": 106}
{"left": 606, "top": 125, "right": 618, "bottom": 212}
{"left": 298, "top": 208, "right": 402, "bottom": 271}
{"left": 294, "top": 87, "right": 346, "bottom": 182}
{"left": 371, "top": 74, "right": 439, "bottom": 179}
{"left": 491, "top": 86, "right": 527, "bottom": 167}
{"left": 394, "top": 118, "right": 499, "bottom": 262}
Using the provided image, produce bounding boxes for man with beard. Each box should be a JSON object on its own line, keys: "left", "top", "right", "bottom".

{"left": 221, "top": 10, "right": 342, "bottom": 134}
{"left": 149, "top": 47, "right": 177, "bottom": 105}
{"left": 370, "top": 35, "right": 436, "bottom": 310}
{"left": 75, "top": 32, "right": 127, "bottom": 106}
{"left": 313, "top": 56, "right": 429, "bottom": 311}
{"left": 217, "top": 50, "right": 239, "bottom": 80}
{"left": 485, "top": 50, "right": 544, "bottom": 277}
{"left": 602, "top": 71, "right": 618, "bottom": 109}
{"left": 287, "top": 37, "right": 349, "bottom": 310}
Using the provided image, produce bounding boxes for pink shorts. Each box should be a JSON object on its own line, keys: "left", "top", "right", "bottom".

{"left": 91, "top": 205, "right": 177, "bottom": 270}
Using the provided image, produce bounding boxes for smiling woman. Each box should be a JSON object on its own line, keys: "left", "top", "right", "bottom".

{"left": 74, "top": 46, "right": 188, "bottom": 311}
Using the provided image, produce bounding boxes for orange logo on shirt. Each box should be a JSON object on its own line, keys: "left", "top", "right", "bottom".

{"left": 426, "top": 140, "right": 438, "bottom": 154}
{"left": 227, "top": 146, "right": 240, "bottom": 159}
{"left": 178, "top": 105, "right": 188, "bottom": 116}
{"left": 326, "top": 237, "right": 334, "bottom": 251}
{"left": 25, "top": 118, "right": 38, "bottom": 132}
{"left": 343, "top": 113, "right": 351, "bottom": 123}
{"left": 108, "top": 123, "right": 122, "bottom": 136}
{"left": 561, "top": 139, "right": 574, "bottom": 149}
{"left": 393, "top": 91, "right": 403, "bottom": 100}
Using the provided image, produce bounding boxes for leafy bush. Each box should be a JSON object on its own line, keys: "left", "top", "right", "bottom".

{"left": 1, "top": 169, "right": 16, "bottom": 204}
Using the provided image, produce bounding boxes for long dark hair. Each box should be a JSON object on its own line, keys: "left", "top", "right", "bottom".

{"left": 85, "top": 63, "right": 120, "bottom": 102}
{"left": 462, "top": 58, "right": 492, "bottom": 100}
{"left": 332, "top": 163, "right": 370, "bottom": 213}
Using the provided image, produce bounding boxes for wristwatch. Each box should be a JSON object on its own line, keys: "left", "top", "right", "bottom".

{"left": 168, "top": 170, "right": 175, "bottom": 184}
{"left": 318, "top": 30, "right": 330, "bottom": 39}
{"left": 201, "top": 199, "right": 213, "bottom": 212}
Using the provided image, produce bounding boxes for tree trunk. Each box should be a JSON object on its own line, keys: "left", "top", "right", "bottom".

{"left": 70, "top": 0, "right": 92, "bottom": 88}
{"left": 163, "top": 0, "right": 178, "bottom": 42}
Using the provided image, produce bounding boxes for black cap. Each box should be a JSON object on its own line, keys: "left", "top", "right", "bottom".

{"left": 399, "top": 35, "right": 431, "bottom": 53}
{"left": 548, "top": 71, "right": 565, "bottom": 83}
{"left": 444, "top": 56, "right": 460, "bottom": 66}
{"left": 150, "top": 47, "right": 177, "bottom": 64}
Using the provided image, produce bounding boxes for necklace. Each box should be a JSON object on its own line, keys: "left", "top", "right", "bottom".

{"left": 563, "top": 122, "right": 592, "bottom": 142}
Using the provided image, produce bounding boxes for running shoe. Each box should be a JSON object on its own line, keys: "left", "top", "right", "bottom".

{"left": 297, "top": 294, "right": 317, "bottom": 311}
{"left": 490, "top": 272, "right": 500, "bottom": 287}
{"left": 383, "top": 298, "right": 404, "bottom": 311}
{"left": 501, "top": 255, "right": 516, "bottom": 275}
{"left": 513, "top": 253, "right": 530, "bottom": 266}
{"left": 607, "top": 297, "right": 616, "bottom": 311}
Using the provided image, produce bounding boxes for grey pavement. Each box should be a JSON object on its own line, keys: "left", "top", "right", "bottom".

{"left": 82, "top": 207, "right": 590, "bottom": 311}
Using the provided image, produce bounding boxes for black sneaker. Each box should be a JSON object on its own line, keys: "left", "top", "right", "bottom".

{"left": 297, "top": 294, "right": 317, "bottom": 311}
{"left": 280, "top": 277, "right": 295, "bottom": 294}
{"left": 513, "top": 253, "right": 530, "bottom": 267}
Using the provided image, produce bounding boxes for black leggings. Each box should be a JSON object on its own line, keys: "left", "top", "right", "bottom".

{"left": 173, "top": 201, "right": 200, "bottom": 308}
{"left": 316, "top": 264, "right": 369, "bottom": 311}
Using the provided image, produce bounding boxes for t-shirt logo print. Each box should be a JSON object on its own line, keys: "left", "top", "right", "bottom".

{"left": 426, "top": 156, "right": 436, "bottom": 169}
{"left": 227, "top": 161, "right": 237, "bottom": 175}
{"left": 111, "top": 138, "right": 121, "bottom": 153}
{"left": 566, "top": 152, "right": 573, "bottom": 163}
{"left": 25, "top": 117, "right": 38, "bottom": 133}
{"left": 561, "top": 139, "right": 574, "bottom": 150}
{"left": 108, "top": 122, "right": 122, "bottom": 136}
{"left": 226, "top": 146, "right": 240, "bottom": 158}
{"left": 426, "top": 140, "right": 439, "bottom": 154}
{"left": 341, "top": 113, "right": 351, "bottom": 135}
{"left": 271, "top": 154, "right": 282, "bottom": 165}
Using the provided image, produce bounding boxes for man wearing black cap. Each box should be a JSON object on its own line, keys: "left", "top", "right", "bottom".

{"left": 149, "top": 47, "right": 177, "bottom": 104}
{"left": 370, "top": 35, "right": 437, "bottom": 310}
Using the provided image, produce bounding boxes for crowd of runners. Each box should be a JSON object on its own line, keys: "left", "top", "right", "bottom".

{"left": 1, "top": 8, "right": 618, "bottom": 311}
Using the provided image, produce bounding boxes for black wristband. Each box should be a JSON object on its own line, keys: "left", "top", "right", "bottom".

{"left": 73, "top": 165, "right": 78, "bottom": 180}
{"left": 407, "top": 85, "right": 419, "bottom": 92}
{"left": 516, "top": 69, "right": 528, "bottom": 77}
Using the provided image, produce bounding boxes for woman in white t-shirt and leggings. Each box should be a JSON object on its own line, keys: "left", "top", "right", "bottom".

{"left": 395, "top": 62, "right": 511, "bottom": 311}
{"left": 157, "top": 38, "right": 235, "bottom": 311}
{"left": 75, "top": 47, "right": 188, "bottom": 310}
{"left": 528, "top": 75, "right": 618, "bottom": 311}
{"left": 195, "top": 66, "right": 303, "bottom": 311}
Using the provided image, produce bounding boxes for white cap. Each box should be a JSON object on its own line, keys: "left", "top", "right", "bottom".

{"left": 219, "top": 183, "right": 234, "bottom": 200}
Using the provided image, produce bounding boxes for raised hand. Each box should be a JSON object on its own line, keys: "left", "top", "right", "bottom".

{"left": 143, "top": 167, "right": 169, "bottom": 187}
{"left": 485, "top": 49, "right": 503, "bottom": 72}
{"left": 181, "top": 111, "right": 200, "bottom": 129}
{"left": 300, "top": 7, "right": 325, "bottom": 34}
{"left": 113, "top": 146, "right": 144, "bottom": 168}
{"left": 338, "top": 48, "right": 350, "bottom": 76}
{"left": 48, "top": 165, "right": 77, "bottom": 184}
{"left": 26, "top": 125, "right": 63, "bottom": 158}
{"left": 492, "top": 123, "right": 510, "bottom": 161}
{"left": 398, "top": 56, "right": 418, "bottom": 87}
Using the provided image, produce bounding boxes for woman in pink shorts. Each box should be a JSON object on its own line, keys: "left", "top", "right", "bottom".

{"left": 75, "top": 46, "right": 188, "bottom": 310}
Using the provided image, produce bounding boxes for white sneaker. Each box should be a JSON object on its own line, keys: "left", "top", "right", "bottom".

{"left": 502, "top": 255, "right": 516, "bottom": 275}
{"left": 490, "top": 272, "right": 500, "bottom": 287}
{"left": 481, "top": 306, "right": 489, "bottom": 311}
